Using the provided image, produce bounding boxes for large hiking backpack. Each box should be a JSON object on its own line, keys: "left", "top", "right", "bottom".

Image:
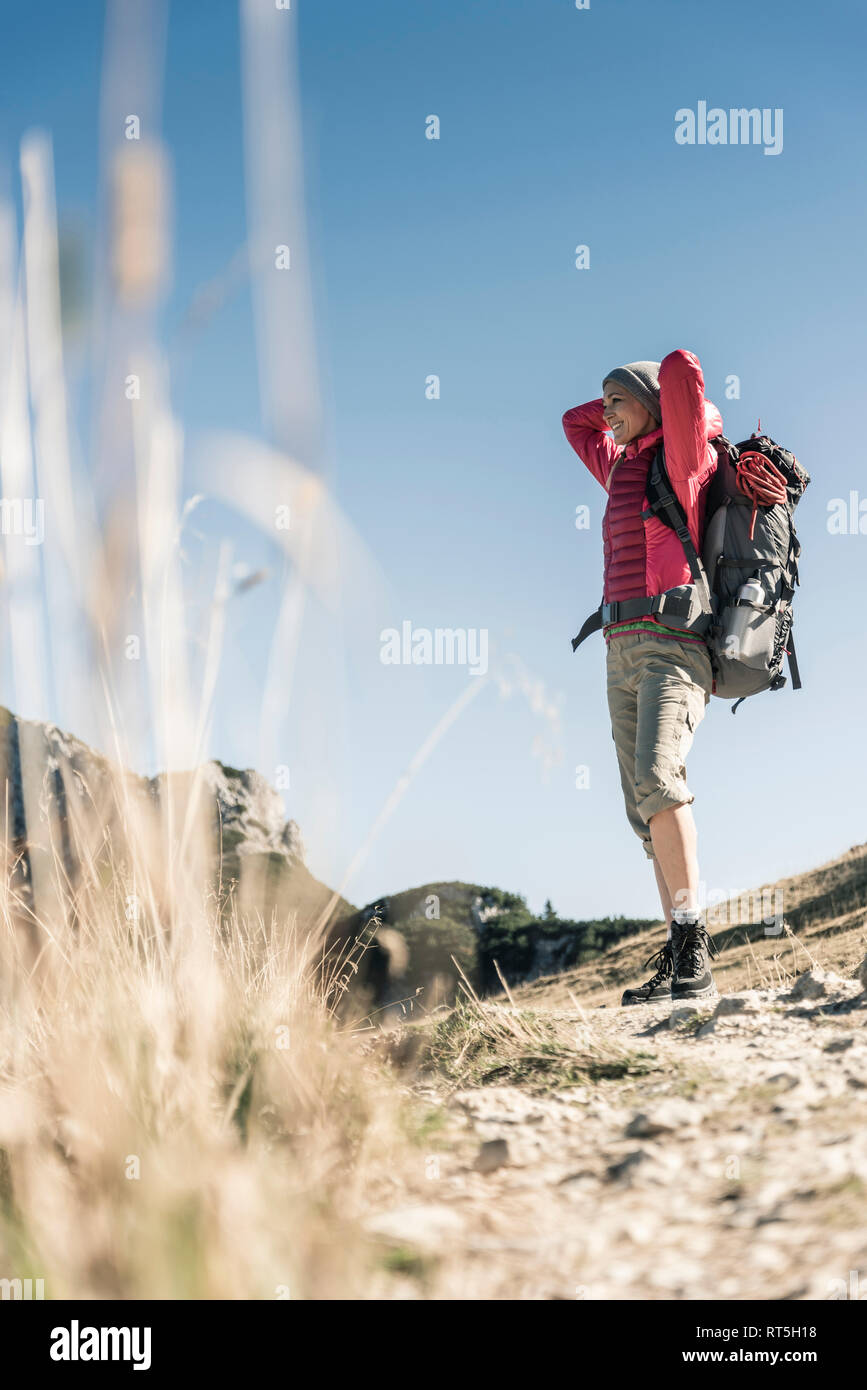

{"left": 571, "top": 432, "right": 810, "bottom": 714}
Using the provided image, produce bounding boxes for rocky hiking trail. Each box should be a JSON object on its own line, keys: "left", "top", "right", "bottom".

{"left": 363, "top": 948, "right": 867, "bottom": 1300}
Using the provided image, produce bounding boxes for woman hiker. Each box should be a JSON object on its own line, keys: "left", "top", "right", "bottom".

{"left": 562, "top": 349, "right": 720, "bottom": 1005}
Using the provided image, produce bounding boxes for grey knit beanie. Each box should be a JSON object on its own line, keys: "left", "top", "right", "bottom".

{"left": 602, "top": 361, "right": 662, "bottom": 422}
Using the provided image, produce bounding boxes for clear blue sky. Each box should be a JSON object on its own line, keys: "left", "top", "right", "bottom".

{"left": 1, "top": 0, "right": 865, "bottom": 921}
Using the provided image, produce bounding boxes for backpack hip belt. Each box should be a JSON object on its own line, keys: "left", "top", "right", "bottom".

{"left": 571, "top": 587, "right": 709, "bottom": 652}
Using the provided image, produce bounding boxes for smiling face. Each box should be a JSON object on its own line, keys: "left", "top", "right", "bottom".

{"left": 602, "top": 383, "right": 658, "bottom": 447}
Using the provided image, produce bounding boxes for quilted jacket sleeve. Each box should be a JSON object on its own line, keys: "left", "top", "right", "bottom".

{"left": 659, "top": 349, "right": 722, "bottom": 535}
{"left": 659, "top": 349, "right": 722, "bottom": 482}
{"left": 562, "top": 398, "right": 620, "bottom": 491}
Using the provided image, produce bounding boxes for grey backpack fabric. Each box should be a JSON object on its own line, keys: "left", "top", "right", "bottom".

{"left": 643, "top": 434, "right": 809, "bottom": 712}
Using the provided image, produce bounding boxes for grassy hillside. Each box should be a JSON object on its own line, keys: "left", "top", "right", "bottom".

{"left": 512, "top": 840, "right": 867, "bottom": 1011}
{"left": 341, "top": 881, "right": 658, "bottom": 1008}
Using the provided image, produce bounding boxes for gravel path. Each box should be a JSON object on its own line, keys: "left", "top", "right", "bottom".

{"left": 366, "top": 970, "right": 867, "bottom": 1300}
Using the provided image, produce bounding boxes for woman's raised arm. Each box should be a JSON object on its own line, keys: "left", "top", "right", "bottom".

{"left": 562, "top": 398, "right": 620, "bottom": 490}
{"left": 658, "top": 349, "right": 722, "bottom": 483}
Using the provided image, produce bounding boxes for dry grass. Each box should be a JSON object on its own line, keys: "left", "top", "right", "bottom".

{"left": 0, "top": 800, "right": 430, "bottom": 1300}
{"left": 415, "top": 958, "right": 659, "bottom": 1093}
{"left": 0, "top": 30, "right": 436, "bottom": 1300}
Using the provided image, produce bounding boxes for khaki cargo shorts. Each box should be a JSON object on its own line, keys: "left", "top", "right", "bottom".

{"left": 606, "top": 631, "right": 713, "bottom": 861}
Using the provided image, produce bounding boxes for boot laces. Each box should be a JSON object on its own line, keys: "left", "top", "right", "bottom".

{"left": 642, "top": 941, "right": 674, "bottom": 987}
{"left": 677, "top": 924, "right": 719, "bottom": 978}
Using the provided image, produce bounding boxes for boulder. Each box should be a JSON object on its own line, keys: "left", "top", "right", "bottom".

{"left": 715, "top": 992, "right": 762, "bottom": 1017}
{"left": 787, "top": 968, "right": 844, "bottom": 1002}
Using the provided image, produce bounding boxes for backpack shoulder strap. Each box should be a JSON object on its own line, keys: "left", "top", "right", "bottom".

{"left": 642, "top": 444, "right": 713, "bottom": 615}
{"left": 786, "top": 629, "right": 802, "bottom": 690}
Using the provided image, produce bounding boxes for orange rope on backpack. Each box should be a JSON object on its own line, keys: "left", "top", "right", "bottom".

{"left": 735, "top": 450, "right": 788, "bottom": 539}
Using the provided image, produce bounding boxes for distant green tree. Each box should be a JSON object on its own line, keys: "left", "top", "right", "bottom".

{"left": 542, "top": 898, "right": 556, "bottom": 921}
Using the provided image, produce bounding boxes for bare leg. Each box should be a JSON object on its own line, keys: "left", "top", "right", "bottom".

{"left": 648, "top": 802, "right": 700, "bottom": 918}
{"left": 653, "top": 857, "right": 673, "bottom": 938}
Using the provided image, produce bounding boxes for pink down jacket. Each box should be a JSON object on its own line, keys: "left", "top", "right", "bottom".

{"left": 562, "top": 349, "right": 723, "bottom": 612}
